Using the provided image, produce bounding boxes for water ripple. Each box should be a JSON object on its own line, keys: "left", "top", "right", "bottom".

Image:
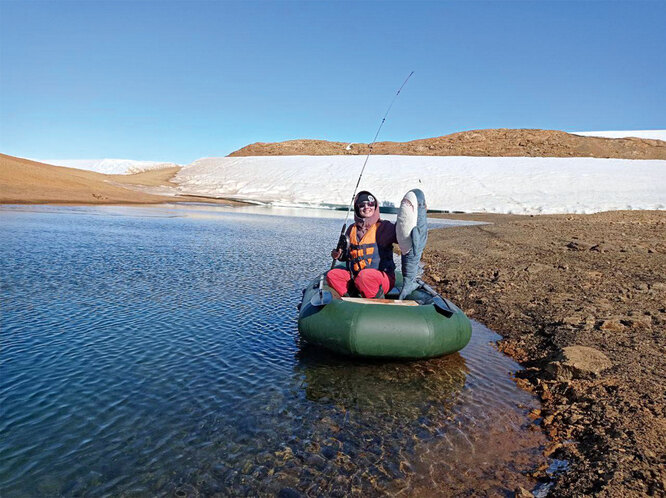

{"left": 0, "top": 206, "right": 546, "bottom": 496}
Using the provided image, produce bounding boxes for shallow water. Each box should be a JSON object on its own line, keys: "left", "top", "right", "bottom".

{"left": 0, "top": 204, "right": 546, "bottom": 496}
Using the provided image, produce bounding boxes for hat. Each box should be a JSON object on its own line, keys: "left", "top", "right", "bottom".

{"left": 355, "top": 192, "right": 376, "bottom": 206}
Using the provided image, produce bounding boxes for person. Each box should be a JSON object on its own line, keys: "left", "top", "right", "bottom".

{"left": 327, "top": 191, "right": 397, "bottom": 299}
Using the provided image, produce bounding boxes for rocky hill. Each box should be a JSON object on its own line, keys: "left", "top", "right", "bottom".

{"left": 229, "top": 129, "right": 666, "bottom": 160}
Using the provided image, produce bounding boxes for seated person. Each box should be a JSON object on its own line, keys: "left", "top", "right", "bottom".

{"left": 327, "top": 191, "right": 397, "bottom": 298}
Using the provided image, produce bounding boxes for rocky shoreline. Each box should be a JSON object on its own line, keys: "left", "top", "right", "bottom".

{"left": 423, "top": 210, "right": 665, "bottom": 497}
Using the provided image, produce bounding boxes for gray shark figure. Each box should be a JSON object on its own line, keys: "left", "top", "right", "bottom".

{"left": 398, "top": 188, "right": 428, "bottom": 300}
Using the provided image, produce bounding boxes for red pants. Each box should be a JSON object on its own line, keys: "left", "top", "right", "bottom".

{"left": 326, "top": 268, "right": 395, "bottom": 299}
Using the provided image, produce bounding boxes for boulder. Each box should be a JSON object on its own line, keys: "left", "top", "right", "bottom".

{"left": 547, "top": 346, "right": 612, "bottom": 381}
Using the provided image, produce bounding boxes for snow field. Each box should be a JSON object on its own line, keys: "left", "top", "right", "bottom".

{"left": 572, "top": 130, "right": 666, "bottom": 141}
{"left": 174, "top": 155, "right": 666, "bottom": 214}
{"left": 37, "top": 158, "right": 180, "bottom": 175}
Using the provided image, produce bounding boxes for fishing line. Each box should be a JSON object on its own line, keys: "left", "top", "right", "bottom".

{"left": 329, "top": 71, "right": 414, "bottom": 270}
{"left": 342, "top": 70, "right": 415, "bottom": 227}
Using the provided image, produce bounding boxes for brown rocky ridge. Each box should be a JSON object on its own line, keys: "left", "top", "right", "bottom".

{"left": 229, "top": 128, "right": 666, "bottom": 160}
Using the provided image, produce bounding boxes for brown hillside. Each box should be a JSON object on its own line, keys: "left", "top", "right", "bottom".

{"left": 229, "top": 129, "right": 666, "bottom": 160}
{"left": 0, "top": 153, "right": 179, "bottom": 204}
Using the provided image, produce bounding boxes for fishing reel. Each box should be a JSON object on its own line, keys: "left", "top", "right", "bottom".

{"left": 335, "top": 233, "right": 349, "bottom": 255}
{"left": 330, "top": 230, "right": 350, "bottom": 270}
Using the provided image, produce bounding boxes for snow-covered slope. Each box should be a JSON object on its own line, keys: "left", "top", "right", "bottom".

{"left": 37, "top": 158, "right": 180, "bottom": 175}
{"left": 174, "top": 155, "right": 666, "bottom": 214}
{"left": 572, "top": 130, "right": 666, "bottom": 141}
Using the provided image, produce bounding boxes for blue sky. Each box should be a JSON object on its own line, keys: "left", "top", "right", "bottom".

{"left": 1, "top": 1, "right": 664, "bottom": 164}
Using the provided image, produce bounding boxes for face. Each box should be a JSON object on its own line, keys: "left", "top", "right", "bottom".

{"left": 358, "top": 201, "right": 376, "bottom": 218}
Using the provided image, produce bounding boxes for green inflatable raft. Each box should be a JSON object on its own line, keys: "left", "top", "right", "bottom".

{"left": 298, "top": 270, "right": 472, "bottom": 359}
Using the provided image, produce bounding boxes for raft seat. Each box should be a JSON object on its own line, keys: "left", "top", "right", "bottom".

{"left": 340, "top": 297, "right": 419, "bottom": 306}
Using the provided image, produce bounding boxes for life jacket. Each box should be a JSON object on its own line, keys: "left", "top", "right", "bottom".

{"left": 347, "top": 222, "right": 395, "bottom": 276}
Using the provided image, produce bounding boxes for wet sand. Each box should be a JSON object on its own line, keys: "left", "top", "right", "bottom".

{"left": 424, "top": 210, "right": 665, "bottom": 497}
{"left": 0, "top": 153, "right": 239, "bottom": 205}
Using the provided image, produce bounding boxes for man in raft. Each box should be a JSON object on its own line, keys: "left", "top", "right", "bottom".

{"left": 327, "top": 191, "right": 397, "bottom": 299}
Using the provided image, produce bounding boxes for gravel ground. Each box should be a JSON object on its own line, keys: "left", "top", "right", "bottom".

{"left": 423, "top": 210, "right": 665, "bottom": 497}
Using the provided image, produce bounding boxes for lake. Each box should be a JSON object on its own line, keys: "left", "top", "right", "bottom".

{"left": 0, "top": 204, "right": 547, "bottom": 496}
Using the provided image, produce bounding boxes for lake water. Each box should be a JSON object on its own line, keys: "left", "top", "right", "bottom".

{"left": 0, "top": 204, "right": 547, "bottom": 496}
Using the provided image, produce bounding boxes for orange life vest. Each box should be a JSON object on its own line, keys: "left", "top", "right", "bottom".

{"left": 347, "top": 222, "right": 395, "bottom": 276}
{"left": 348, "top": 224, "right": 379, "bottom": 274}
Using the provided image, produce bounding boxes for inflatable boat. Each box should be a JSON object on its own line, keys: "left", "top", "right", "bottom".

{"left": 298, "top": 270, "right": 472, "bottom": 359}
{"left": 298, "top": 188, "right": 472, "bottom": 359}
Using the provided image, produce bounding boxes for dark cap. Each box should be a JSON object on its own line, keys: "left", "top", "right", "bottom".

{"left": 355, "top": 192, "right": 376, "bottom": 206}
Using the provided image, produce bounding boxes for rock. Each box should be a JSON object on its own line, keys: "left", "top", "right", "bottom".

{"left": 306, "top": 454, "right": 327, "bottom": 470}
{"left": 567, "top": 412, "right": 583, "bottom": 424}
{"left": 622, "top": 316, "right": 652, "bottom": 330}
{"left": 562, "top": 314, "right": 583, "bottom": 326}
{"left": 514, "top": 486, "right": 534, "bottom": 497}
{"left": 321, "top": 446, "right": 337, "bottom": 460}
{"left": 544, "top": 442, "right": 563, "bottom": 457}
{"left": 528, "top": 409, "right": 541, "bottom": 420}
{"left": 547, "top": 346, "right": 613, "bottom": 381}
{"left": 524, "top": 263, "right": 549, "bottom": 274}
{"left": 567, "top": 241, "right": 594, "bottom": 251}
{"left": 278, "top": 487, "right": 303, "bottom": 498}
{"left": 590, "top": 243, "right": 612, "bottom": 252}
{"left": 599, "top": 319, "right": 625, "bottom": 333}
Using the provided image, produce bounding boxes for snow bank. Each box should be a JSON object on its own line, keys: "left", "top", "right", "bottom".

{"left": 572, "top": 130, "right": 666, "bottom": 141}
{"left": 37, "top": 158, "right": 181, "bottom": 175}
{"left": 174, "top": 155, "right": 666, "bottom": 215}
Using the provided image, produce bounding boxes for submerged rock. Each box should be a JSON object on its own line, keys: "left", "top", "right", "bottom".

{"left": 547, "top": 346, "right": 612, "bottom": 381}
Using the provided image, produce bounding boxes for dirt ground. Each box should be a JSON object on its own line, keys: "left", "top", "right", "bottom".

{"left": 230, "top": 129, "right": 666, "bottom": 160}
{"left": 422, "top": 210, "right": 665, "bottom": 497}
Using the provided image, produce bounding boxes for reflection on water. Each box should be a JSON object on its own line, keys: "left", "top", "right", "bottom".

{"left": 0, "top": 202, "right": 487, "bottom": 228}
{"left": 298, "top": 346, "right": 468, "bottom": 413}
{"left": 0, "top": 204, "right": 544, "bottom": 496}
{"left": 291, "top": 323, "right": 547, "bottom": 496}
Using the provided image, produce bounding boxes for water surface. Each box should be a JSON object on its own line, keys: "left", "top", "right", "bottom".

{"left": 1, "top": 204, "right": 546, "bottom": 496}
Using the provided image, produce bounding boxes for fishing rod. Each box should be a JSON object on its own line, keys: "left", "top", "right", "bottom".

{"left": 330, "top": 71, "right": 414, "bottom": 270}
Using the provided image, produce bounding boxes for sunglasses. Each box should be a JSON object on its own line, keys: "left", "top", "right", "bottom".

{"left": 359, "top": 201, "right": 376, "bottom": 208}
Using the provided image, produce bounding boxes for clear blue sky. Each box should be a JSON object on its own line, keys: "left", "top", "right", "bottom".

{"left": 1, "top": 1, "right": 664, "bottom": 164}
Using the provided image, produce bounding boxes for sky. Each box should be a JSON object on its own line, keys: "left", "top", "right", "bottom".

{"left": 1, "top": 0, "right": 665, "bottom": 164}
